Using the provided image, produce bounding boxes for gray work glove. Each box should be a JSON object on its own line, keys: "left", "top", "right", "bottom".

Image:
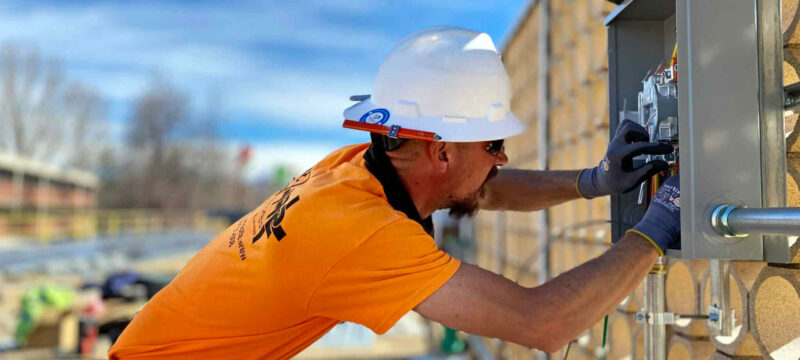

{"left": 627, "top": 175, "right": 681, "bottom": 255}
{"left": 577, "top": 120, "right": 674, "bottom": 198}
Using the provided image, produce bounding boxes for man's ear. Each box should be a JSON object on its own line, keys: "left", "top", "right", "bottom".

{"left": 428, "top": 141, "right": 449, "bottom": 174}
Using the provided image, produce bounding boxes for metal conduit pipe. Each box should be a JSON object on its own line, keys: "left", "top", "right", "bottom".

{"left": 641, "top": 258, "right": 667, "bottom": 360}
{"left": 711, "top": 204, "right": 800, "bottom": 237}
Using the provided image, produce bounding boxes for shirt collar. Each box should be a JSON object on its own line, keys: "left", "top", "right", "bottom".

{"left": 363, "top": 141, "right": 434, "bottom": 235}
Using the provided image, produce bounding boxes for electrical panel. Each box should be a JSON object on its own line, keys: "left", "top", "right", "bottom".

{"left": 605, "top": 0, "right": 794, "bottom": 262}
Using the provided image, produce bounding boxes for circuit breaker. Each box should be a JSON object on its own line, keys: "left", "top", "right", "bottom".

{"left": 605, "top": 0, "right": 795, "bottom": 262}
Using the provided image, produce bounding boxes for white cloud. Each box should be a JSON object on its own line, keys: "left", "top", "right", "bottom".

{"left": 0, "top": 2, "right": 394, "bottom": 61}
{"left": 0, "top": 0, "right": 527, "bottom": 139}
{"left": 0, "top": 7, "right": 169, "bottom": 68}
{"left": 228, "top": 68, "right": 373, "bottom": 127}
{"left": 162, "top": 44, "right": 256, "bottom": 79}
{"left": 0, "top": 1, "right": 389, "bottom": 128}
{"left": 68, "top": 69, "right": 149, "bottom": 102}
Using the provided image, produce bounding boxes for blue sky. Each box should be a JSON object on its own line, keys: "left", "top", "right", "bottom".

{"left": 0, "top": 0, "right": 530, "bottom": 180}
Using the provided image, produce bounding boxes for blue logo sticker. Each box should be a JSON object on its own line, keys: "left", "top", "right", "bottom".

{"left": 359, "top": 109, "right": 390, "bottom": 125}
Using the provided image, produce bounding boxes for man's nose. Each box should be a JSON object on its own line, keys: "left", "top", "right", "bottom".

{"left": 494, "top": 150, "right": 508, "bottom": 166}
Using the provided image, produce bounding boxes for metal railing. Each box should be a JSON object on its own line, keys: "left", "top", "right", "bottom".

{"left": 0, "top": 209, "right": 230, "bottom": 242}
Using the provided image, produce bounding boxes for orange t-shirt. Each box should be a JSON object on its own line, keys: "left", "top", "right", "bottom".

{"left": 109, "top": 143, "right": 461, "bottom": 359}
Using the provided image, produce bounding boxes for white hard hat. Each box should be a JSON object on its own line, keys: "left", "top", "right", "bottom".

{"left": 343, "top": 26, "right": 526, "bottom": 142}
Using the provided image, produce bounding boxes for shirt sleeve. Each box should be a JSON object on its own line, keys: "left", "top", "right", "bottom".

{"left": 306, "top": 218, "right": 461, "bottom": 334}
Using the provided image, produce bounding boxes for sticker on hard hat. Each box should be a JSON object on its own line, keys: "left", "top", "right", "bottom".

{"left": 359, "top": 109, "right": 390, "bottom": 125}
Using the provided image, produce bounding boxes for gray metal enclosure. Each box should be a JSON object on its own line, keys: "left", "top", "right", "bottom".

{"left": 606, "top": 0, "right": 794, "bottom": 262}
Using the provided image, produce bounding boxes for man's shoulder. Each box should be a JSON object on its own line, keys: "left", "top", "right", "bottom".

{"left": 313, "top": 143, "right": 371, "bottom": 171}
{"left": 290, "top": 145, "right": 385, "bottom": 206}
{"left": 291, "top": 142, "right": 382, "bottom": 197}
{"left": 283, "top": 171, "right": 403, "bottom": 241}
{"left": 250, "top": 148, "right": 400, "bottom": 245}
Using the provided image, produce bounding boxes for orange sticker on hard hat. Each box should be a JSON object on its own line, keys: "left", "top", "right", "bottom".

{"left": 342, "top": 120, "right": 441, "bottom": 142}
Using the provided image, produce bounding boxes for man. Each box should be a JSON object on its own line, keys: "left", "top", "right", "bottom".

{"left": 109, "top": 26, "right": 680, "bottom": 359}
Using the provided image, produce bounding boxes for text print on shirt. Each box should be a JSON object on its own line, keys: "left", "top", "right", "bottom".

{"left": 253, "top": 168, "right": 311, "bottom": 244}
{"left": 227, "top": 169, "right": 312, "bottom": 261}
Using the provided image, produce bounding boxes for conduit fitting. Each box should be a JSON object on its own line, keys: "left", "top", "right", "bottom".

{"left": 710, "top": 204, "right": 749, "bottom": 238}
{"left": 711, "top": 204, "right": 800, "bottom": 237}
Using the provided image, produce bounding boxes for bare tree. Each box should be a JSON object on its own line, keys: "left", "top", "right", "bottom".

{"left": 0, "top": 43, "right": 106, "bottom": 169}
{"left": 101, "top": 77, "right": 232, "bottom": 211}
{"left": 62, "top": 84, "right": 105, "bottom": 169}
{"left": 127, "top": 78, "right": 187, "bottom": 152}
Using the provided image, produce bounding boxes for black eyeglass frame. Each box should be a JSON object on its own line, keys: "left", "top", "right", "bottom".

{"left": 485, "top": 139, "right": 505, "bottom": 156}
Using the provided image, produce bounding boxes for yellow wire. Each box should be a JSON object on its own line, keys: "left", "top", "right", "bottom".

{"left": 670, "top": 44, "right": 677, "bottom": 66}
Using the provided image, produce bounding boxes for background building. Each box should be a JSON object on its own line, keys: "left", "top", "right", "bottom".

{"left": 0, "top": 152, "right": 98, "bottom": 240}
{"left": 0, "top": 152, "right": 98, "bottom": 211}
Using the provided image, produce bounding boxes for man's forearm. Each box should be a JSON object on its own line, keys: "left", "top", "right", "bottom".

{"left": 525, "top": 233, "right": 658, "bottom": 351}
{"left": 480, "top": 168, "right": 583, "bottom": 211}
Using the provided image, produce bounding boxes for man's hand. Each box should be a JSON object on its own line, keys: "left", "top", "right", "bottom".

{"left": 577, "top": 120, "right": 673, "bottom": 198}
{"left": 627, "top": 175, "right": 681, "bottom": 256}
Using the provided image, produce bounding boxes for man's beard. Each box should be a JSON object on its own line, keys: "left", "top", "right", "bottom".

{"left": 448, "top": 166, "right": 499, "bottom": 219}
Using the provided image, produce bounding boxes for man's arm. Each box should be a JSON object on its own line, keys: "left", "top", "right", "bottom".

{"left": 480, "top": 120, "right": 674, "bottom": 212}
{"left": 480, "top": 168, "right": 582, "bottom": 211}
{"left": 414, "top": 232, "right": 658, "bottom": 352}
{"left": 418, "top": 175, "right": 681, "bottom": 352}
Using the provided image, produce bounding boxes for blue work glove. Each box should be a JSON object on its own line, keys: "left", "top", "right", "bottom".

{"left": 627, "top": 175, "right": 681, "bottom": 256}
{"left": 576, "top": 120, "right": 674, "bottom": 198}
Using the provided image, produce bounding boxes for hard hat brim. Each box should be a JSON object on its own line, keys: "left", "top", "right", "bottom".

{"left": 343, "top": 98, "right": 527, "bottom": 142}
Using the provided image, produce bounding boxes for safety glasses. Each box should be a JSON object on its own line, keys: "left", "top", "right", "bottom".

{"left": 485, "top": 139, "right": 505, "bottom": 156}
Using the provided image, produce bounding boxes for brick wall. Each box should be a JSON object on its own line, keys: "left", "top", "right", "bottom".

{"left": 0, "top": 177, "right": 97, "bottom": 210}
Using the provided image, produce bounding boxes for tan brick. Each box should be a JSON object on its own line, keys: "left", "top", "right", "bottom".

{"left": 575, "top": 33, "right": 592, "bottom": 85}
{"left": 667, "top": 335, "right": 715, "bottom": 360}
{"left": 591, "top": 0, "right": 617, "bottom": 19}
{"left": 618, "top": 280, "right": 643, "bottom": 314}
{"left": 749, "top": 265, "right": 800, "bottom": 359}
{"left": 634, "top": 327, "right": 645, "bottom": 360}
{"left": 666, "top": 259, "right": 706, "bottom": 338}
{"left": 787, "top": 156, "right": 800, "bottom": 207}
{"left": 783, "top": 0, "right": 800, "bottom": 45}
{"left": 608, "top": 311, "right": 635, "bottom": 359}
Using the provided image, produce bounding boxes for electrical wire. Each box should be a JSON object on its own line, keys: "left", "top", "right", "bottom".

{"left": 563, "top": 340, "right": 573, "bottom": 360}
{"left": 560, "top": 314, "right": 609, "bottom": 360}
{"left": 601, "top": 314, "right": 608, "bottom": 360}
{"left": 678, "top": 314, "right": 710, "bottom": 319}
